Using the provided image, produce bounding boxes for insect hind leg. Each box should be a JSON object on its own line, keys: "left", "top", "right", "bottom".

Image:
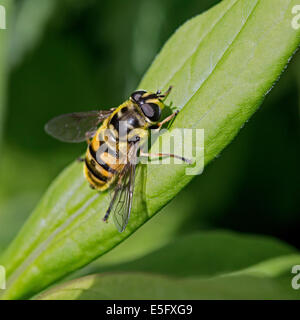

{"left": 103, "top": 181, "right": 121, "bottom": 222}
{"left": 103, "top": 207, "right": 111, "bottom": 222}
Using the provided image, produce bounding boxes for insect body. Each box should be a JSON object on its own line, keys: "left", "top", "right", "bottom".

{"left": 45, "top": 87, "right": 190, "bottom": 232}
{"left": 84, "top": 93, "right": 160, "bottom": 192}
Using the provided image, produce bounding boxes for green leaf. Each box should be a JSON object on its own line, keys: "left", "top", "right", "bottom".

{"left": 35, "top": 272, "right": 300, "bottom": 300}
{"left": 36, "top": 231, "right": 300, "bottom": 300}
{"left": 80, "top": 231, "right": 298, "bottom": 278}
{"left": 1, "top": 0, "right": 300, "bottom": 300}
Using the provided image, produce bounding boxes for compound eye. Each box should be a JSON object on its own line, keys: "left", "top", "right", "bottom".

{"left": 131, "top": 90, "right": 146, "bottom": 103}
{"left": 141, "top": 103, "right": 161, "bottom": 122}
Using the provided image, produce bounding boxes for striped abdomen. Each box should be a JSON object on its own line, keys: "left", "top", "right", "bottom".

{"left": 84, "top": 101, "right": 147, "bottom": 191}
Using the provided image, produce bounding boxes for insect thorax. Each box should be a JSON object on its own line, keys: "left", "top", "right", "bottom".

{"left": 106, "top": 101, "right": 149, "bottom": 143}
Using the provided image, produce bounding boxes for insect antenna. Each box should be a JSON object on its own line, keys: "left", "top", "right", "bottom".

{"left": 158, "top": 85, "right": 173, "bottom": 100}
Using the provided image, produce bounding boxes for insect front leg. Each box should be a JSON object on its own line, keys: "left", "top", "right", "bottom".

{"left": 156, "top": 109, "right": 179, "bottom": 130}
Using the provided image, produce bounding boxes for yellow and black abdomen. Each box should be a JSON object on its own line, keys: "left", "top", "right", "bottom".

{"left": 84, "top": 140, "right": 119, "bottom": 191}
{"left": 84, "top": 101, "right": 148, "bottom": 191}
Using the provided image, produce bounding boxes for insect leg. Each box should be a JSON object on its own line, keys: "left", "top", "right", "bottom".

{"left": 103, "top": 174, "right": 124, "bottom": 222}
{"left": 77, "top": 157, "right": 85, "bottom": 162}
{"left": 140, "top": 150, "right": 192, "bottom": 164}
{"left": 156, "top": 110, "right": 179, "bottom": 130}
{"left": 103, "top": 192, "right": 117, "bottom": 222}
{"left": 103, "top": 200, "right": 114, "bottom": 222}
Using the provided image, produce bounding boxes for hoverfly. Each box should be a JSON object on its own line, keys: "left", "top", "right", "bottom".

{"left": 45, "top": 87, "right": 191, "bottom": 232}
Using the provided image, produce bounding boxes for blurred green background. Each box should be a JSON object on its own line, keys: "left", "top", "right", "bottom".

{"left": 0, "top": 0, "right": 299, "bottom": 265}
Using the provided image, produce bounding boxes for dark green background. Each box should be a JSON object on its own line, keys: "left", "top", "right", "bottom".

{"left": 0, "top": 0, "right": 299, "bottom": 254}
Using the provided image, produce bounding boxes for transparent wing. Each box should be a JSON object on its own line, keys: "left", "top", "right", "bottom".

{"left": 104, "top": 143, "right": 139, "bottom": 232}
{"left": 112, "top": 162, "right": 137, "bottom": 232}
{"left": 45, "top": 109, "right": 114, "bottom": 143}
